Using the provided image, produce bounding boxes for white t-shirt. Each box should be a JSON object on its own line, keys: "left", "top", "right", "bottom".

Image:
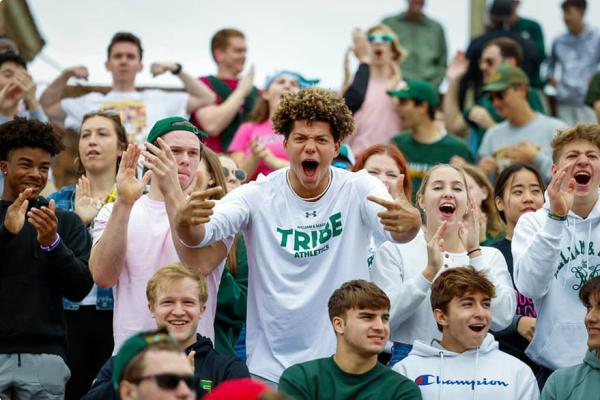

{"left": 199, "top": 167, "right": 395, "bottom": 382}
{"left": 61, "top": 89, "right": 189, "bottom": 145}
{"left": 92, "top": 195, "right": 228, "bottom": 353}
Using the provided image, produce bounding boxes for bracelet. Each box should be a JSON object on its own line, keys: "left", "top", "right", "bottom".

{"left": 467, "top": 248, "right": 481, "bottom": 256}
{"left": 178, "top": 236, "right": 202, "bottom": 249}
{"left": 547, "top": 211, "right": 567, "bottom": 221}
{"left": 40, "top": 234, "right": 61, "bottom": 252}
{"left": 171, "top": 63, "right": 182, "bottom": 75}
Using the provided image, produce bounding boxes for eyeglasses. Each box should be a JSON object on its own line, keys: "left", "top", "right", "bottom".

{"left": 132, "top": 373, "right": 196, "bottom": 391}
{"left": 368, "top": 34, "right": 394, "bottom": 44}
{"left": 223, "top": 167, "right": 246, "bottom": 181}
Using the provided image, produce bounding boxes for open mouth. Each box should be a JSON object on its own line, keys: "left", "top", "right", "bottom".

{"left": 520, "top": 207, "right": 537, "bottom": 214}
{"left": 86, "top": 150, "right": 100, "bottom": 157}
{"left": 468, "top": 323, "right": 486, "bottom": 333}
{"left": 574, "top": 171, "right": 591, "bottom": 185}
{"left": 373, "top": 49, "right": 383, "bottom": 57}
{"left": 168, "top": 320, "right": 189, "bottom": 328}
{"left": 439, "top": 202, "right": 456, "bottom": 217}
{"left": 301, "top": 160, "right": 319, "bottom": 179}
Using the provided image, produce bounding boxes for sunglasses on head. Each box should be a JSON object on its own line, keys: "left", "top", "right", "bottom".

{"left": 368, "top": 34, "right": 394, "bottom": 44}
{"left": 132, "top": 373, "right": 196, "bottom": 391}
{"left": 223, "top": 167, "right": 246, "bottom": 181}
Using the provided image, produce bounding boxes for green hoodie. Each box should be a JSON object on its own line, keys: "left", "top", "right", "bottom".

{"left": 541, "top": 350, "right": 600, "bottom": 400}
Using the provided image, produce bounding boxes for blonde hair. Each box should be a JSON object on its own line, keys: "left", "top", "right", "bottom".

{"left": 146, "top": 263, "right": 208, "bottom": 307}
{"left": 367, "top": 24, "right": 407, "bottom": 63}
{"left": 551, "top": 123, "right": 600, "bottom": 163}
{"left": 416, "top": 164, "right": 471, "bottom": 207}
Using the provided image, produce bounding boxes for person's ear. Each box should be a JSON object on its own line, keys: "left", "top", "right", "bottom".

{"left": 0, "top": 160, "right": 8, "bottom": 175}
{"left": 334, "top": 142, "right": 341, "bottom": 158}
{"left": 494, "top": 196, "right": 504, "bottom": 212}
{"left": 120, "top": 381, "right": 137, "bottom": 400}
{"left": 148, "top": 302, "right": 154, "bottom": 317}
{"left": 214, "top": 49, "right": 223, "bottom": 64}
{"left": 332, "top": 316, "right": 345, "bottom": 335}
{"left": 433, "top": 308, "right": 449, "bottom": 329}
{"left": 481, "top": 185, "right": 489, "bottom": 201}
{"left": 198, "top": 304, "right": 207, "bottom": 321}
{"left": 417, "top": 192, "right": 425, "bottom": 210}
{"left": 551, "top": 163, "right": 558, "bottom": 176}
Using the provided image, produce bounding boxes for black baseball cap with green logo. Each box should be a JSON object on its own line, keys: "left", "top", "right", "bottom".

{"left": 483, "top": 64, "right": 529, "bottom": 92}
{"left": 387, "top": 80, "right": 440, "bottom": 108}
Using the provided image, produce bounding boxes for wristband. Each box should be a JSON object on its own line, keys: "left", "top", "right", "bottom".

{"left": 547, "top": 211, "right": 567, "bottom": 221}
{"left": 171, "top": 63, "right": 182, "bottom": 75}
{"left": 40, "top": 234, "right": 61, "bottom": 252}
{"left": 178, "top": 236, "right": 202, "bottom": 249}
{"left": 467, "top": 248, "right": 481, "bottom": 256}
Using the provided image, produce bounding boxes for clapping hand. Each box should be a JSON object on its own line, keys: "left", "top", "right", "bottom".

{"left": 116, "top": 144, "right": 151, "bottom": 205}
{"left": 75, "top": 175, "right": 101, "bottom": 225}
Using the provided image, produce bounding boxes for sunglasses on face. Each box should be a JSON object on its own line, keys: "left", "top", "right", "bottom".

{"left": 367, "top": 34, "right": 394, "bottom": 44}
{"left": 132, "top": 373, "right": 196, "bottom": 391}
{"left": 222, "top": 167, "right": 246, "bottom": 181}
{"left": 490, "top": 87, "right": 516, "bottom": 101}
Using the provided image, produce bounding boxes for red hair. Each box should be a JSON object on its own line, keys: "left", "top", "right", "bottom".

{"left": 352, "top": 144, "right": 412, "bottom": 199}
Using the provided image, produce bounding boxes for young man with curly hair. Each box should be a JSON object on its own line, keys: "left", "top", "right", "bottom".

{"left": 0, "top": 117, "right": 93, "bottom": 399}
{"left": 173, "top": 87, "right": 421, "bottom": 385}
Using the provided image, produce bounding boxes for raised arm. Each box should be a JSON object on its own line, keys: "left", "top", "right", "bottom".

{"left": 142, "top": 138, "right": 228, "bottom": 275}
{"left": 150, "top": 63, "right": 216, "bottom": 114}
{"left": 39, "top": 66, "right": 89, "bottom": 126}
{"left": 89, "top": 144, "right": 150, "bottom": 288}
{"left": 192, "top": 67, "right": 255, "bottom": 137}
{"left": 514, "top": 162, "right": 574, "bottom": 299}
{"left": 443, "top": 51, "right": 470, "bottom": 135}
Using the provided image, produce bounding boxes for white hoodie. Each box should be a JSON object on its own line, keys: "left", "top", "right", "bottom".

{"left": 371, "top": 230, "right": 516, "bottom": 344}
{"left": 512, "top": 191, "right": 600, "bottom": 369}
{"left": 393, "top": 334, "right": 539, "bottom": 400}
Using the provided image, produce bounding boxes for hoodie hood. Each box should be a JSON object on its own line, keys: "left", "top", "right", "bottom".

{"left": 410, "top": 333, "right": 498, "bottom": 358}
{"left": 584, "top": 349, "right": 600, "bottom": 370}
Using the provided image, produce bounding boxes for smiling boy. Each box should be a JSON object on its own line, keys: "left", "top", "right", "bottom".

{"left": 394, "top": 267, "right": 538, "bottom": 400}
{"left": 512, "top": 123, "right": 600, "bottom": 384}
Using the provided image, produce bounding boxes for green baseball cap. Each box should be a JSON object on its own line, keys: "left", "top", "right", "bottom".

{"left": 112, "top": 329, "right": 176, "bottom": 397}
{"left": 483, "top": 64, "right": 529, "bottom": 92}
{"left": 146, "top": 116, "right": 207, "bottom": 144}
{"left": 387, "top": 80, "right": 440, "bottom": 108}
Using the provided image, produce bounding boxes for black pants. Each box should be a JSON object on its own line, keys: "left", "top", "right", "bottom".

{"left": 64, "top": 306, "right": 113, "bottom": 400}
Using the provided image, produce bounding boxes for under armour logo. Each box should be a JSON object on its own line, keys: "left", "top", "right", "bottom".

{"left": 305, "top": 211, "right": 317, "bottom": 218}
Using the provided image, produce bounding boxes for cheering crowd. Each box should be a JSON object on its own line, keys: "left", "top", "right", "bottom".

{"left": 1, "top": 0, "right": 600, "bottom": 399}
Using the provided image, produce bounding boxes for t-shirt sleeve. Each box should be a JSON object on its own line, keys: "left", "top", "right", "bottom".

{"left": 278, "top": 366, "right": 312, "bottom": 400}
{"left": 91, "top": 203, "right": 114, "bottom": 245}
{"left": 356, "top": 172, "right": 394, "bottom": 246}
{"left": 228, "top": 122, "right": 254, "bottom": 153}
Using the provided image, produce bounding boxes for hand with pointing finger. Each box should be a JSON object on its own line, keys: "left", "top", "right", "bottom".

{"left": 4, "top": 188, "right": 32, "bottom": 235}
{"left": 175, "top": 170, "right": 224, "bottom": 230}
{"left": 366, "top": 174, "right": 421, "bottom": 243}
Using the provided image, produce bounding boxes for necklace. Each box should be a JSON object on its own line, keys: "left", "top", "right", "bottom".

{"left": 286, "top": 169, "right": 333, "bottom": 202}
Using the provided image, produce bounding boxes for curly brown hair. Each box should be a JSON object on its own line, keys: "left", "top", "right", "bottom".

{"left": 0, "top": 117, "right": 64, "bottom": 160}
{"left": 271, "top": 87, "right": 355, "bottom": 142}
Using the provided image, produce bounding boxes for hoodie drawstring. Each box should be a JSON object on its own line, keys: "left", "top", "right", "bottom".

{"left": 438, "top": 351, "right": 444, "bottom": 400}
{"left": 473, "top": 347, "right": 480, "bottom": 400}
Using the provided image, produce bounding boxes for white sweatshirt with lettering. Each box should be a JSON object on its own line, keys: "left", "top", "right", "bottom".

{"left": 512, "top": 192, "right": 600, "bottom": 369}
{"left": 198, "top": 167, "right": 395, "bottom": 382}
{"left": 394, "top": 333, "right": 539, "bottom": 400}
